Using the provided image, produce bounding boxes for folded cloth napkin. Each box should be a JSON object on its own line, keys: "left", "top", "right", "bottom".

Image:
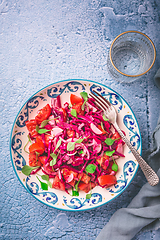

{"left": 96, "top": 86, "right": 160, "bottom": 240}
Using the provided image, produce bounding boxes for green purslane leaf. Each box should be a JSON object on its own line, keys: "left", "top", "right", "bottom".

{"left": 86, "top": 193, "right": 92, "bottom": 199}
{"left": 41, "top": 175, "right": 52, "bottom": 188}
{"left": 22, "top": 165, "right": 40, "bottom": 176}
{"left": 105, "top": 150, "right": 115, "bottom": 157}
{"left": 72, "top": 189, "right": 79, "bottom": 196}
{"left": 80, "top": 92, "right": 88, "bottom": 101}
{"left": 67, "top": 142, "right": 76, "bottom": 151}
{"left": 55, "top": 138, "right": 62, "bottom": 151}
{"left": 38, "top": 128, "right": 51, "bottom": 134}
{"left": 41, "top": 175, "right": 49, "bottom": 181}
{"left": 105, "top": 138, "right": 115, "bottom": 146}
{"left": 40, "top": 118, "right": 55, "bottom": 128}
{"left": 71, "top": 109, "right": 77, "bottom": 118}
{"left": 36, "top": 176, "right": 48, "bottom": 190}
{"left": 85, "top": 164, "right": 96, "bottom": 174}
{"left": 75, "top": 137, "right": 86, "bottom": 143}
{"left": 112, "top": 163, "right": 118, "bottom": 172}
{"left": 50, "top": 153, "right": 57, "bottom": 166}
{"left": 79, "top": 150, "right": 84, "bottom": 154}
{"left": 67, "top": 138, "right": 86, "bottom": 151}
{"left": 80, "top": 92, "right": 88, "bottom": 110}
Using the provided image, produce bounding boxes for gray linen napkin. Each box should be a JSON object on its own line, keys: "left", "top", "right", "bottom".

{"left": 96, "top": 71, "right": 160, "bottom": 240}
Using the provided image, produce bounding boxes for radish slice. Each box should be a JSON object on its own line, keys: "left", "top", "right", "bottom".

{"left": 90, "top": 123, "right": 103, "bottom": 135}
{"left": 51, "top": 127, "right": 63, "bottom": 136}
{"left": 93, "top": 139, "right": 102, "bottom": 153}
{"left": 66, "top": 173, "right": 74, "bottom": 183}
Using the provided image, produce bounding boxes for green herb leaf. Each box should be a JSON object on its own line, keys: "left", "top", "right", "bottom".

{"left": 80, "top": 92, "right": 88, "bottom": 110}
{"left": 105, "top": 150, "right": 115, "bottom": 157}
{"left": 36, "top": 176, "right": 48, "bottom": 190}
{"left": 80, "top": 92, "right": 88, "bottom": 101}
{"left": 36, "top": 125, "right": 39, "bottom": 132}
{"left": 40, "top": 175, "right": 52, "bottom": 188}
{"left": 79, "top": 150, "right": 84, "bottom": 154}
{"left": 71, "top": 109, "right": 77, "bottom": 118}
{"left": 86, "top": 193, "right": 92, "bottom": 199}
{"left": 41, "top": 175, "right": 49, "bottom": 181}
{"left": 28, "top": 134, "right": 32, "bottom": 143}
{"left": 50, "top": 153, "right": 57, "bottom": 166}
{"left": 55, "top": 138, "right": 62, "bottom": 151}
{"left": 72, "top": 189, "right": 79, "bottom": 196}
{"left": 75, "top": 176, "right": 82, "bottom": 191}
{"left": 67, "top": 142, "right": 76, "bottom": 151}
{"left": 105, "top": 138, "right": 115, "bottom": 146}
{"left": 75, "top": 137, "right": 86, "bottom": 143}
{"left": 86, "top": 164, "right": 96, "bottom": 174}
{"left": 22, "top": 165, "right": 40, "bottom": 176}
{"left": 38, "top": 128, "right": 51, "bottom": 134}
{"left": 112, "top": 163, "right": 118, "bottom": 172}
{"left": 47, "top": 180, "right": 52, "bottom": 188}
{"left": 40, "top": 118, "right": 56, "bottom": 128}
{"left": 103, "top": 114, "right": 109, "bottom": 121}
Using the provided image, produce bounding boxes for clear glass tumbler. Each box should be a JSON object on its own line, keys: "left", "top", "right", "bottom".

{"left": 107, "top": 31, "right": 156, "bottom": 83}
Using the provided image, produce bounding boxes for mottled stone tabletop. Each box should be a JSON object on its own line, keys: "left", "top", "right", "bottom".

{"left": 1, "top": 0, "right": 160, "bottom": 239}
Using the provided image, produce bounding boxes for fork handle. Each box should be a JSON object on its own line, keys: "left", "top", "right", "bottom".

{"left": 114, "top": 122, "right": 159, "bottom": 186}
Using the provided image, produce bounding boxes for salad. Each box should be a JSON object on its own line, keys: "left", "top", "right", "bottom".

{"left": 22, "top": 92, "right": 125, "bottom": 198}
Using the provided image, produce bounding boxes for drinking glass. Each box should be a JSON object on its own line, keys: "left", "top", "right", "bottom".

{"left": 107, "top": 31, "right": 156, "bottom": 83}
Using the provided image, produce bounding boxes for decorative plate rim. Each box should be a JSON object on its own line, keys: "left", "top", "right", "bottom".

{"left": 9, "top": 79, "right": 141, "bottom": 211}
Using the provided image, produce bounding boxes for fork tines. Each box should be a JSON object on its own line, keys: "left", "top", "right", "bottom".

{"left": 89, "top": 90, "right": 111, "bottom": 111}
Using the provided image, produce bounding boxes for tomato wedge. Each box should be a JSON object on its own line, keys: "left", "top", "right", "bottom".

{"left": 29, "top": 142, "right": 45, "bottom": 154}
{"left": 78, "top": 172, "right": 90, "bottom": 184}
{"left": 52, "top": 175, "right": 65, "bottom": 191}
{"left": 72, "top": 102, "right": 84, "bottom": 115}
{"left": 29, "top": 152, "right": 42, "bottom": 167}
{"left": 35, "top": 104, "right": 51, "bottom": 125}
{"left": 25, "top": 119, "right": 38, "bottom": 138}
{"left": 70, "top": 94, "right": 83, "bottom": 105}
{"left": 59, "top": 108, "right": 67, "bottom": 122}
{"left": 98, "top": 175, "right": 117, "bottom": 187}
{"left": 111, "top": 132, "right": 121, "bottom": 140}
{"left": 78, "top": 182, "right": 96, "bottom": 193}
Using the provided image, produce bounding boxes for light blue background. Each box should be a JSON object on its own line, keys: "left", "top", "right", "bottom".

{"left": 1, "top": 0, "right": 160, "bottom": 239}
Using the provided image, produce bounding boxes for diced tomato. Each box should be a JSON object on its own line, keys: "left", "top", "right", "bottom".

{"left": 29, "top": 142, "right": 45, "bottom": 154}
{"left": 98, "top": 175, "right": 117, "bottom": 187}
{"left": 72, "top": 102, "right": 84, "bottom": 115}
{"left": 78, "top": 182, "right": 96, "bottom": 193}
{"left": 70, "top": 94, "right": 83, "bottom": 105}
{"left": 44, "top": 134, "right": 50, "bottom": 148}
{"left": 62, "top": 168, "right": 77, "bottom": 179}
{"left": 111, "top": 132, "right": 121, "bottom": 140}
{"left": 25, "top": 119, "right": 38, "bottom": 138}
{"left": 38, "top": 155, "right": 47, "bottom": 165}
{"left": 36, "top": 137, "right": 45, "bottom": 149}
{"left": 59, "top": 108, "right": 67, "bottom": 122}
{"left": 29, "top": 152, "right": 42, "bottom": 167}
{"left": 52, "top": 175, "right": 65, "bottom": 191}
{"left": 67, "top": 130, "right": 75, "bottom": 138}
{"left": 78, "top": 172, "right": 90, "bottom": 184}
{"left": 96, "top": 154, "right": 109, "bottom": 170}
{"left": 35, "top": 104, "right": 51, "bottom": 125}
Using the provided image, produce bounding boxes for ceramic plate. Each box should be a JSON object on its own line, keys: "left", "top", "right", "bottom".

{"left": 10, "top": 79, "right": 141, "bottom": 211}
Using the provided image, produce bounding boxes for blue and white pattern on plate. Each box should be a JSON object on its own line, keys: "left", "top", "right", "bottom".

{"left": 10, "top": 79, "right": 141, "bottom": 211}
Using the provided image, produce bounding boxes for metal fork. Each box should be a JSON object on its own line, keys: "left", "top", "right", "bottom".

{"left": 90, "top": 90, "right": 159, "bottom": 186}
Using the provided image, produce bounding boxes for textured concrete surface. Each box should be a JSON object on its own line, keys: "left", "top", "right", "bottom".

{"left": 1, "top": 0, "right": 160, "bottom": 239}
